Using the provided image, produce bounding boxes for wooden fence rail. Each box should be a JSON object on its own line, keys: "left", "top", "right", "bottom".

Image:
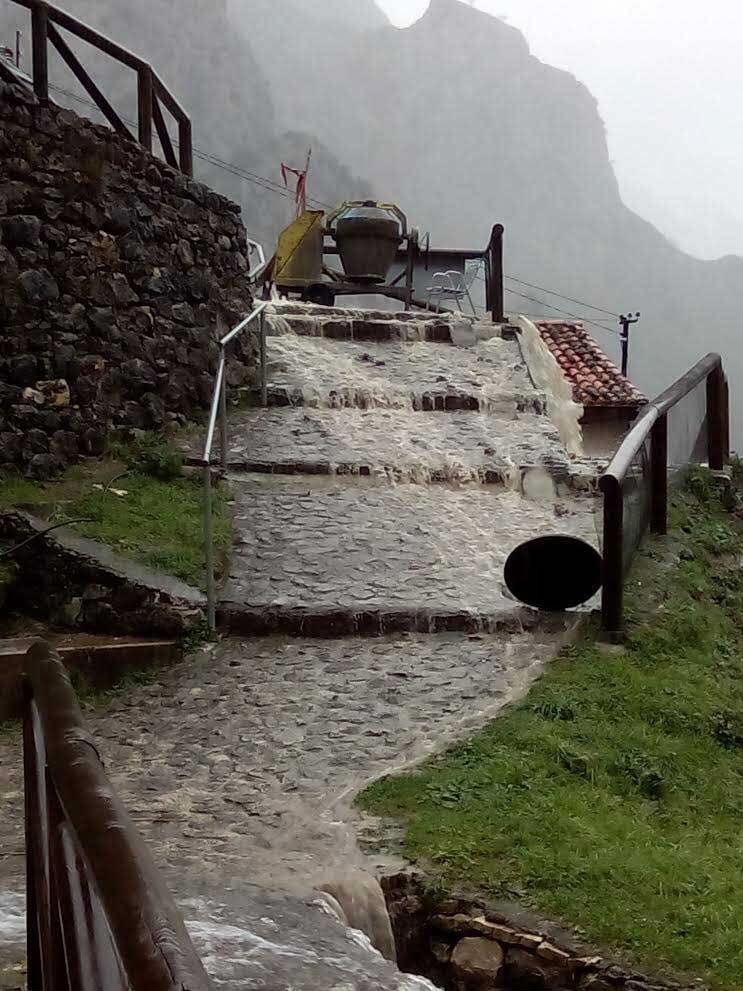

{"left": 6, "top": 0, "right": 192, "bottom": 174}
{"left": 20, "top": 640, "right": 214, "bottom": 991}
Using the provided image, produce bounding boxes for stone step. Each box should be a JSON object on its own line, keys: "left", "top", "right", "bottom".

{"left": 256, "top": 333, "right": 545, "bottom": 415}
{"left": 219, "top": 475, "right": 599, "bottom": 636}
{"left": 266, "top": 303, "right": 475, "bottom": 344}
{"left": 189, "top": 407, "right": 597, "bottom": 493}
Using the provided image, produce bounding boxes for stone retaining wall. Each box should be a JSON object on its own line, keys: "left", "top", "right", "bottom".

{"left": 0, "top": 77, "right": 254, "bottom": 478}
{"left": 0, "top": 511, "right": 205, "bottom": 637}
{"left": 382, "top": 874, "right": 699, "bottom": 991}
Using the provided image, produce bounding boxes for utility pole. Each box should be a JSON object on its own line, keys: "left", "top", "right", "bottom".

{"left": 16, "top": 30, "right": 21, "bottom": 68}
{"left": 618, "top": 311, "right": 640, "bottom": 378}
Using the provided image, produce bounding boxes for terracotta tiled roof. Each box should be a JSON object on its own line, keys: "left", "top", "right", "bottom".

{"left": 535, "top": 320, "right": 647, "bottom": 408}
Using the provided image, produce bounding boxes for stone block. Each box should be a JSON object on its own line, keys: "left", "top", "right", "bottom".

{"left": 19, "top": 268, "right": 59, "bottom": 303}
{"left": 471, "top": 917, "right": 521, "bottom": 944}
{"left": 506, "top": 947, "right": 568, "bottom": 990}
{"left": 451, "top": 937, "right": 504, "bottom": 986}
{"left": 537, "top": 942, "right": 572, "bottom": 965}
{"left": 1, "top": 214, "right": 41, "bottom": 246}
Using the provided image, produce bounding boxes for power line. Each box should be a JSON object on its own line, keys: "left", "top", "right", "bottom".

{"left": 475, "top": 270, "right": 621, "bottom": 324}
{"left": 505, "top": 275, "right": 620, "bottom": 318}
{"left": 503, "top": 287, "right": 621, "bottom": 336}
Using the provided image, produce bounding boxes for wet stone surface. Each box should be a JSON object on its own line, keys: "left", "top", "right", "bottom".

{"left": 0, "top": 627, "right": 574, "bottom": 900}
{"left": 199, "top": 407, "right": 581, "bottom": 487}
{"left": 259, "top": 334, "right": 543, "bottom": 413}
{"left": 0, "top": 304, "right": 600, "bottom": 988}
{"left": 222, "top": 475, "right": 598, "bottom": 620}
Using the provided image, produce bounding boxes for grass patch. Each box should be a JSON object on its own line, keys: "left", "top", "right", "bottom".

{"left": 0, "top": 437, "right": 231, "bottom": 588}
{"left": 360, "top": 473, "right": 743, "bottom": 988}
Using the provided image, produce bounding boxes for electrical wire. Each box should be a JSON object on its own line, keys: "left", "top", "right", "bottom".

{"left": 505, "top": 275, "right": 620, "bottom": 318}
{"left": 475, "top": 270, "right": 622, "bottom": 326}
{"left": 503, "top": 287, "right": 621, "bottom": 335}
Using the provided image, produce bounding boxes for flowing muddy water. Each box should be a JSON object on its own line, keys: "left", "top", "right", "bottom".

{"left": 262, "top": 333, "right": 543, "bottom": 415}
{"left": 0, "top": 885, "right": 439, "bottom": 991}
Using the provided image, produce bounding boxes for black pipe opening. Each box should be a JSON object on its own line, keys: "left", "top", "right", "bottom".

{"left": 504, "top": 535, "right": 602, "bottom": 611}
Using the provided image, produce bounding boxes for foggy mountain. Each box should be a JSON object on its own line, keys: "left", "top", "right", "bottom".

{"left": 1, "top": 0, "right": 740, "bottom": 441}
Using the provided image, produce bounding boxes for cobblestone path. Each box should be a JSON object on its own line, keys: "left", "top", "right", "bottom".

{"left": 2, "top": 305, "right": 602, "bottom": 989}
{"left": 213, "top": 305, "right": 600, "bottom": 632}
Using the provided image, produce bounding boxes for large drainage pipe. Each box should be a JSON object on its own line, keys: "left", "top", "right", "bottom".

{"left": 504, "top": 535, "right": 602, "bottom": 611}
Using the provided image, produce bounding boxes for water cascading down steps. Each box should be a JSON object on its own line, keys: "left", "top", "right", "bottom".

{"left": 205, "top": 302, "right": 600, "bottom": 637}
{"left": 0, "top": 303, "right": 605, "bottom": 991}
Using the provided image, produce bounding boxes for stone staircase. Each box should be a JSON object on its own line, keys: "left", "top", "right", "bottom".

{"left": 191, "top": 302, "right": 601, "bottom": 636}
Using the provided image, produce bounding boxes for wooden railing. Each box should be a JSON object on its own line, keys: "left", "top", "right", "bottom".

{"left": 21, "top": 640, "right": 213, "bottom": 990}
{"left": 6, "top": 0, "right": 193, "bottom": 175}
{"left": 600, "top": 353, "right": 729, "bottom": 638}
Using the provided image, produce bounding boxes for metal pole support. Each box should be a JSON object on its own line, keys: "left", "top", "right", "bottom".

{"left": 260, "top": 311, "right": 268, "bottom": 408}
{"left": 203, "top": 465, "right": 216, "bottom": 632}
{"left": 650, "top": 414, "right": 668, "bottom": 535}
{"left": 218, "top": 348, "right": 228, "bottom": 473}
{"left": 600, "top": 477, "right": 624, "bottom": 639}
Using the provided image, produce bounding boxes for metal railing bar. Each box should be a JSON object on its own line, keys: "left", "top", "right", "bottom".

{"left": 202, "top": 356, "right": 226, "bottom": 465}
{"left": 219, "top": 300, "right": 270, "bottom": 348}
{"left": 201, "top": 301, "right": 272, "bottom": 630}
{"left": 260, "top": 310, "right": 268, "bottom": 408}
{"left": 219, "top": 359, "right": 228, "bottom": 472}
{"left": 599, "top": 352, "right": 728, "bottom": 637}
{"left": 204, "top": 463, "right": 216, "bottom": 632}
{"left": 600, "top": 405, "right": 658, "bottom": 487}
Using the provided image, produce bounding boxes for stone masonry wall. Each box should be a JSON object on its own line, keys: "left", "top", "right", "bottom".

{"left": 383, "top": 874, "right": 698, "bottom": 991}
{"left": 0, "top": 76, "right": 254, "bottom": 478}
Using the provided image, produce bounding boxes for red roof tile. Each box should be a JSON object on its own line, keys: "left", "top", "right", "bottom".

{"left": 535, "top": 320, "right": 647, "bottom": 408}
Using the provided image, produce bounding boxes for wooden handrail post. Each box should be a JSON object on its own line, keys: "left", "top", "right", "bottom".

{"left": 489, "top": 223, "right": 504, "bottom": 323}
{"left": 137, "top": 65, "right": 153, "bottom": 152}
{"left": 706, "top": 364, "right": 725, "bottom": 471}
{"left": 650, "top": 414, "right": 668, "bottom": 535}
{"left": 600, "top": 478, "right": 624, "bottom": 638}
{"left": 31, "top": 1, "right": 50, "bottom": 104}
{"left": 179, "top": 118, "right": 193, "bottom": 176}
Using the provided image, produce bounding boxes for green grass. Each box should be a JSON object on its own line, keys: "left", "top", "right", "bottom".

{"left": 360, "top": 473, "right": 743, "bottom": 988}
{"left": 0, "top": 442, "right": 231, "bottom": 589}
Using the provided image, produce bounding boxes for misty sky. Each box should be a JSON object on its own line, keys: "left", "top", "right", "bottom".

{"left": 376, "top": 0, "right": 743, "bottom": 261}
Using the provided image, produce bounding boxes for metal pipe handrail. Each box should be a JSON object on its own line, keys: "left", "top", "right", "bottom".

{"left": 602, "top": 352, "right": 722, "bottom": 486}
{"left": 202, "top": 301, "right": 270, "bottom": 630}
{"left": 23, "top": 640, "right": 214, "bottom": 990}
{"left": 599, "top": 351, "right": 728, "bottom": 637}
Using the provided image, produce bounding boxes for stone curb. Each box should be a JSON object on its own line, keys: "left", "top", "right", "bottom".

{"left": 218, "top": 602, "right": 544, "bottom": 638}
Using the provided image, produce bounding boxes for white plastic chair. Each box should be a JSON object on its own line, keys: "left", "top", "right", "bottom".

{"left": 425, "top": 259, "right": 482, "bottom": 315}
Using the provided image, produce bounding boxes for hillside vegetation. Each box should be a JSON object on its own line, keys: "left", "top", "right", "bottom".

{"left": 361, "top": 469, "right": 743, "bottom": 988}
